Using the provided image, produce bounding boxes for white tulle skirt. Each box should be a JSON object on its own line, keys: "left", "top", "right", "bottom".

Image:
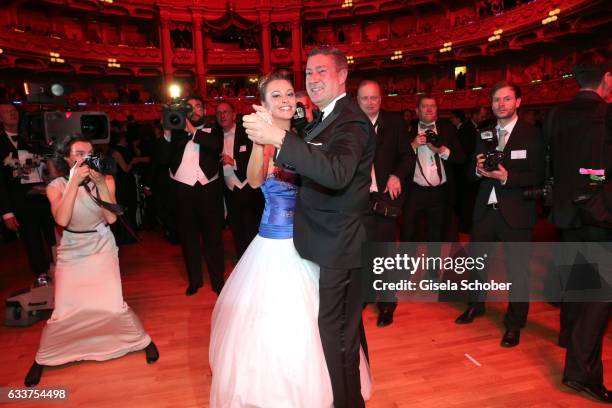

{"left": 209, "top": 235, "right": 372, "bottom": 408}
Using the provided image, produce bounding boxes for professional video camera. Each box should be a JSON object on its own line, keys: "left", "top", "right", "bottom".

{"left": 162, "top": 98, "right": 193, "bottom": 130}
{"left": 479, "top": 127, "right": 504, "bottom": 172}
{"left": 424, "top": 129, "right": 442, "bottom": 147}
{"left": 19, "top": 111, "right": 111, "bottom": 149}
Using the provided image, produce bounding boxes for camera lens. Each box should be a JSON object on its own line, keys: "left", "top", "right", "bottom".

{"left": 169, "top": 114, "right": 181, "bottom": 126}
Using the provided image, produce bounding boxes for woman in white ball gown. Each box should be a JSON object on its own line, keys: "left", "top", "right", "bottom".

{"left": 209, "top": 70, "right": 371, "bottom": 408}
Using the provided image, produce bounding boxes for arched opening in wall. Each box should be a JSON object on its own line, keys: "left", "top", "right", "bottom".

{"left": 14, "top": 58, "right": 46, "bottom": 71}
{"left": 458, "top": 46, "right": 485, "bottom": 59}
{"left": 47, "top": 63, "right": 76, "bottom": 75}
{"left": 513, "top": 32, "right": 539, "bottom": 47}
{"left": 138, "top": 69, "right": 162, "bottom": 77}
{"left": 203, "top": 75, "right": 259, "bottom": 99}
{"left": 354, "top": 5, "right": 377, "bottom": 16}
{"left": 79, "top": 66, "right": 106, "bottom": 76}
{"left": 107, "top": 67, "right": 135, "bottom": 77}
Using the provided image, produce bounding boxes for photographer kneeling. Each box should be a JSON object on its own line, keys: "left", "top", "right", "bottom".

{"left": 24, "top": 135, "right": 158, "bottom": 387}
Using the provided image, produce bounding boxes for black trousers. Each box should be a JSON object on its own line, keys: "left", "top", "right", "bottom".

{"left": 401, "top": 183, "right": 449, "bottom": 242}
{"left": 174, "top": 178, "right": 225, "bottom": 293}
{"left": 11, "top": 186, "right": 55, "bottom": 276}
{"left": 224, "top": 184, "right": 264, "bottom": 260}
{"left": 319, "top": 266, "right": 366, "bottom": 408}
{"left": 363, "top": 210, "right": 398, "bottom": 312}
{"left": 560, "top": 226, "right": 612, "bottom": 386}
{"left": 469, "top": 206, "right": 531, "bottom": 330}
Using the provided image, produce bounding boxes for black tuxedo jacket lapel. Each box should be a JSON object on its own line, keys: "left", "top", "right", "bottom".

{"left": 304, "top": 96, "right": 349, "bottom": 142}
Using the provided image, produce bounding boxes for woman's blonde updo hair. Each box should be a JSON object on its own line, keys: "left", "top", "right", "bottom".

{"left": 257, "top": 69, "right": 293, "bottom": 103}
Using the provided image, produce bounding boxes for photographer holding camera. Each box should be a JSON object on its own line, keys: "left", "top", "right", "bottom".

{"left": 455, "top": 81, "right": 545, "bottom": 348}
{"left": 24, "top": 134, "right": 158, "bottom": 387}
{"left": 160, "top": 96, "right": 225, "bottom": 296}
{"left": 401, "top": 95, "right": 465, "bottom": 243}
{"left": 0, "top": 103, "right": 55, "bottom": 285}
{"left": 545, "top": 51, "right": 612, "bottom": 403}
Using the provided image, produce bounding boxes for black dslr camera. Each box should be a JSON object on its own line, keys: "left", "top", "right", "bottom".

{"left": 479, "top": 128, "right": 504, "bottom": 172}
{"left": 425, "top": 129, "right": 442, "bottom": 147}
{"left": 82, "top": 155, "right": 116, "bottom": 175}
{"left": 162, "top": 99, "right": 193, "bottom": 130}
{"left": 523, "top": 150, "right": 554, "bottom": 206}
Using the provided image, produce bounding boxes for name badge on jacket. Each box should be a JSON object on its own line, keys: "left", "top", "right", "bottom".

{"left": 511, "top": 150, "right": 527, "bottom": 160}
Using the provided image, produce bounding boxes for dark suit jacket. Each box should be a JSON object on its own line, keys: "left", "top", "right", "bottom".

{"left": 545, "top": 91, "right": 611, "bottom": 229}
{"left": 276, "top": 95, "right": 376, "bottom": 269}
{"left": 372, "top": 110, "right": 412, "bottom": 196}
{"left": 404, "top": 119, "right": 465, "bottom": 200}
{"left": 0, "top": 131, "right": 21, "bottom": 215}
{"left": 457, "top": 121, "right": 478, "bottom": 161}
{"left": 160, "top": 126, "right": 223, "bottom": 181}
{"left": 228, "top": 122, "right": 253, "bottom": 182}
{"left": 472, "top": 118, "right": 545, "bottom": 229}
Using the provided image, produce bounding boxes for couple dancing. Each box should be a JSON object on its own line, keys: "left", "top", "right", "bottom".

{"left": 209, "top": 47, "right": 376, "bottom": 407}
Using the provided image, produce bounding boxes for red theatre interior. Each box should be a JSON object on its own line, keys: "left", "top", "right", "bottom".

{"left": 0, "top": 0, "right": 610, "bottom": 406}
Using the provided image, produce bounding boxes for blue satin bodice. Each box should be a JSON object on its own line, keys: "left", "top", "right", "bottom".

{"left": 258, "top": 168, "right": 298, "bottom": 239}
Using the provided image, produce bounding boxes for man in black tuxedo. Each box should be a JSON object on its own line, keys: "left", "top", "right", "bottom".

{"left": 160, "top": 97, "right": 225, "bottom": 296}
{"left": 455, "top": 81, "right": 545, "bottom": 348}
{"left": 244, "top": 46, "right": 375, "bottom": 408}
{"left": 450, "top": 110, "right": 479, "bottom": 234}
{"left": 357, "top": 80, "right": 411, "bottom": 327}
{"left": 400, "top": 95, "right": 465, "bottom": 243}
{"left": 0, "top": 103, "right": 55, "bottom": 283}
{"left": 546, "top": 51, "right": 612, "bottom": 403}
{"left": 216, "top": 102, "right": 263, "bottom": 260}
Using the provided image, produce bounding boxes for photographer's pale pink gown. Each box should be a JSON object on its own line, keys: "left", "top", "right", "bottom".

{"left": 35, "top": 177, "right": 150, "bottom": 366}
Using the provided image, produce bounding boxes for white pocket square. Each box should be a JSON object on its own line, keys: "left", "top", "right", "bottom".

{"left": 307, "top": 142, "right": 323, "bottom": 146}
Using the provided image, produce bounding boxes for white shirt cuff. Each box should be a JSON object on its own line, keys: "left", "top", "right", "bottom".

{"left": 163, "top": 130, "right": 172, "bottom": 142}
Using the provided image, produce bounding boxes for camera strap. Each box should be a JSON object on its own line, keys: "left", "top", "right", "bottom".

{"left": 415, "top": 151, "right": 442, "bottom": 187}
{"left": 83, "top": 182, "right": 141, "bottom": 242}
{"left": 83, "top": 182, "right": 124, "bottom": 215}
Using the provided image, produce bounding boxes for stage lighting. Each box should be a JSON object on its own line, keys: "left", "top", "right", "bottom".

{"left": 169, "top": 84, "right": 181, "bottom": 99}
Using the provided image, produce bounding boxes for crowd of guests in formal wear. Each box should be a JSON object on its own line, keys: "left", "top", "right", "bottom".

{"left": 1, "top": 47, "right": 610, "bottom": 403}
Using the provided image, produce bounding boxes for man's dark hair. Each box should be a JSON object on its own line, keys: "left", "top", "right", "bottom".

{"left": 573, "top": 50, "right": 610, "bottom": 89}
{"left": 416, "top": 94, "right": 436, "bottom": 108}
{"left": 490, "top": 80, "right": 522, "bottom": 99}
{"left": 451, "top": 109, "right": 466, "bottom": 122}
{"left": 186, "top": 95, "right": 205, "bottom": 107}
{"left": 308, "top": 46, "right": 348, "bottom": 72}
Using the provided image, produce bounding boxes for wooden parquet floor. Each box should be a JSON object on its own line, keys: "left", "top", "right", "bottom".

{"left": 0, "top": 230, "right": 609, "bottom": 407}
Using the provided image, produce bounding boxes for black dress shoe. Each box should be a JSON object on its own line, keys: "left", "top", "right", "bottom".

{"left": 24, "top": 362, "right": 44, "bottom": 387}
{"left": 501, "top": 330, "right": 520, "bottom": 347}
{"left": 185, "top": 285, "right": 202, "bottom": 296}
{"left": 145, "top": 341, "right": 159, "bottom": 364}
{"left": 563, "top": 379, "right": 612, "bottom": 403}
{"left": 455, "top": 306, "right": 485, "bottom": 324}
{"left": 377, "top": 310, "right": 394, "bottom": 327}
